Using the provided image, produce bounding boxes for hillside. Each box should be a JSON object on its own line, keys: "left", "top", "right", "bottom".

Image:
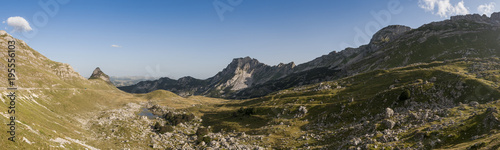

{"left": 0, "top": 31, "right": 140, "bottom": 149}
{"left": 233, "top": 13, "right": 500, "bottom": 99}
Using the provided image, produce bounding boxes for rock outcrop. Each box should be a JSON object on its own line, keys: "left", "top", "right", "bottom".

{"left": 450, "top": 12, "right": 500, "bottom": 25}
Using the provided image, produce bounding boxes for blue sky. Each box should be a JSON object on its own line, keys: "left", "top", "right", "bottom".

{"left": 1, "top": 0, "right": 499, "bottom": 79}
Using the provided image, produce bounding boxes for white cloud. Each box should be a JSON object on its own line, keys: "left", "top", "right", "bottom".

{"left": 419, "top": 0, "right": 469, "bottom": 17}
{"left": 2, "top": 21, "right": 5, "bottom": 24}
{"left": 478, "top": 2, "right": 496, "bottom": 16}
{"left": 6, "top": 16, "right": 32, "bottom": 32}
{"left": 111, "top": 45, "right": 121, "bottom": 48}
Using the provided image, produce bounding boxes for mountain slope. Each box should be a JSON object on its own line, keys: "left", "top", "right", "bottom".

{"left": 119, "top": 56, "right": 296, "bottom": 97}
{"left": 0, "top": 31, "right": 145, "bottom": 149}
{"left": 201, "top": 57, "right": 500, "bottom": 149}
{"left": 120, "top": 12, "right": 500, "bottom": 99}
{"left": 232, "top": 13, "right": 500, "bottom": 98}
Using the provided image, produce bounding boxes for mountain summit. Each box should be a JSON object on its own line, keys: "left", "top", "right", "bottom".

{"left": 119, "top": 56, "right": 295, "bottom": 97}
{"left": 89, "top": 67, "right": 112, "bottom": 84}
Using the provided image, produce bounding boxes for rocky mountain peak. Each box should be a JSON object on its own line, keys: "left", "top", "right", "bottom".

{"left": 492, "top": 12, "right": 500, "bottom": 20}
{"left": 451, "top": 14, "right": 489, "bottom": 22}
{"left": 89, "top": 67, "right": 112, "bottom": 84}
{"left": 370, "top": 25, "right": 412, "bottom": 44}
{"left": 230, "top": 56, "right": 260, "bottom": 68}
{"left": 450, "top": 12, "right": 500, "bottom": 25}
{"left": 0, "top": 30, "right": 9, "bottom": 36}
{"left": 277, "top": 62, "right": 295, "bottom": 68}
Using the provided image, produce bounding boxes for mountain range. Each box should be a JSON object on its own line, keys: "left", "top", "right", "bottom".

{"left": 120, "top": 12, "right": 500, "bottom": 99}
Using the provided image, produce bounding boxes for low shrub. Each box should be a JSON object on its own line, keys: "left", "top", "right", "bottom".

{"left": 164, "top": 112, "right": 195, "bottom": 126}
{"left": 232, "top": 107, "right": 256, "bottom": 117}
{"left": 399, "top": 89, "right": 411, "bottom": 101}
{"left": 158, "top": 125, "right": 174, "bottom": 134}
{"left": 196, "top": 127, "right": 209, "bottom": 137}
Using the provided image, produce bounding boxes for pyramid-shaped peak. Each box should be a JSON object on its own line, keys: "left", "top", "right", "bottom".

{"left": 93, "top": 67, "right": 102, "bottom": 73}
{"left": 89, "top": 67, "right": 112, "bottom": 85}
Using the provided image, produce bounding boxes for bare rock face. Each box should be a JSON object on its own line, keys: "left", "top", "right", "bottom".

{"left": 52, "top": 63, "right": 86, "bottom": 80}
{"left": 491, "top": 12, "right": 500, "bottom": 21}
{"left": 89, "top": 67, "right": 112, "bottom": 84}
{"left": 450, "top": 13, "right": 500, "bottom": 25}
{"left": 370, "top": 25, "right": 412, "bottom": 45}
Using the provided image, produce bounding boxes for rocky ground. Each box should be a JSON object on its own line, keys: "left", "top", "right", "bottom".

{"left": 85, "top": 102, "right": 267, "bottom": 149}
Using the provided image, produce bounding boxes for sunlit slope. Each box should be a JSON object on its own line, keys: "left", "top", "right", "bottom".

{"left": 200, "top": 58, "right": 500, "bottom": 149}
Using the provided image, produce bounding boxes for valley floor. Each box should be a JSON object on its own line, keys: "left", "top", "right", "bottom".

{"left": 3, "top": 58, "right": 500, "bottom": 149}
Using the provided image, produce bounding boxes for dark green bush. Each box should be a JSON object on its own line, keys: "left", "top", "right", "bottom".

{"left": 164, "top": 112, "right": 195, "bottom": 126}
{"left": 158, "top": 125, "right": 174, "bottom": 134}
{"left": 399, "top": 89, "right": 411, "bottom": 101}
{"left": 154, "top": 122, "right": 161, "bottom": 130}
{"left": 467, "top": 142, "right": 486, "bottom": 150}
{"left": 233, "top": 107, "right": 256, "bottom": 117}
{"left": 196, "top": 127, "right": 209, "bottom": 137}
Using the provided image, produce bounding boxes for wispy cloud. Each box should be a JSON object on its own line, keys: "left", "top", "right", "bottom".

{"left": 418, "top": 0, "right": 469, "bottom": 17}
{"left": 478, "top": 2, "right": 496, "bottom": 16}
{"left": 6, "top": 16, "right": 32, "bottom": 32}
{"left": 111, "top": 45, "right": 122, "bottom": 48}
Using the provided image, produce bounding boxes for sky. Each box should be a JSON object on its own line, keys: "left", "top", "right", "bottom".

{"left": 0, "top": 0, "right": 499, "bottom": 79}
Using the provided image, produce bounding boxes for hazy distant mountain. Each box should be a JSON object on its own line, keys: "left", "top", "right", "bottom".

{"left": 110, "top": 76, "right": 158, "bottom": 87}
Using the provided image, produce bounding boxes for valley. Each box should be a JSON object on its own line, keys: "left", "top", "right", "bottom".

{"left": 1, "top": 12, "right": 500, "bottom": 149}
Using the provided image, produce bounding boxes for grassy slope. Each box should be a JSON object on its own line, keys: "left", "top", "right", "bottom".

{"left": 0, "top": 33, "right": 145, "bottom": 149}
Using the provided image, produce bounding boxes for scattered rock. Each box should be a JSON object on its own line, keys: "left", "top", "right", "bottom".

{"left": 385, "top": 108, "right": 394, "bottom": 118}
{"left": 469, "top": 101, "right": 479, "bottom": 108}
